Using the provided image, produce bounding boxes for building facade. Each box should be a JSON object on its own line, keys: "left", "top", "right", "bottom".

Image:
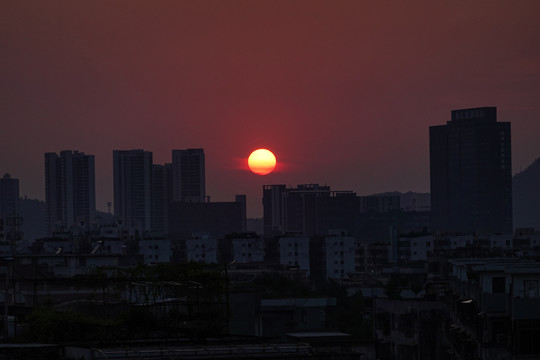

{"left": 113, "top": 149, "right": 153, "bottom": 234}
{"left": 172, "top": 149, "right": 206, "bottom": 203}
{"left": 168, "top": 199, "right": 245, "bottom": 240}
{"left": 151, "top": 163, "right": 172, "bottom": 237}
{"left": 263, "top": 184, "right": 359, "bottom": 237}
{"left": 0, "top": 174, "right": 22, "bottom": 254}
{"left": 45, "top": 151, "right": 96, "bottom": 236}
{"left": 430, "top": 107, "right": 512, "bottom": 234}
{"left": 279, "top": 236, "right": 310, "bottom": 275}
{"left": 324, "top": 231, "right": 356, "bottom": 280}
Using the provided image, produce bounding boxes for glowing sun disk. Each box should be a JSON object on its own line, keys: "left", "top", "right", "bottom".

{"left": 248, "top": 149, "right": 276, "bottom": 175}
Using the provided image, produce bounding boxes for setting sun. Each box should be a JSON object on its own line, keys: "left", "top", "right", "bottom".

{"left": 248, "top": 149, "right": 276, "bottom": 175}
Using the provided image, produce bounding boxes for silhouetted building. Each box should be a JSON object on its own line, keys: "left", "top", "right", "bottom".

{"left": 168, "top": 198, "right": 245, "bottom": 240}
{"left": 0, "top": 173, "right": 22, "bottom": 254}
{"left": 172, "top": 148, "right": 206, "bottom": 203}
{"left": 430, "top": 107, "right": 512, "bottom": 234}
{"left": 235, "top": 194, "right": 247, "bottom": 232}
{"left": 263, "top": 184, "right": 287, "bottom": 235}
{"left": 0, "top": 174, "right": 19, "bottom": 219}
{"left": 113, "top": 149, "right": 152, "bottom": 234}
{"left": 263, "top": 184, "right": 359, "bottom": 237}
{"left": 45, "top": 150, "right": 96, "bottom": 236}
{"left": 151, "top": 163, "right": 172, "bottom": 237}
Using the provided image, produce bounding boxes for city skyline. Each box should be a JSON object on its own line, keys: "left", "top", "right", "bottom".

{"left": 2, "top": 1, "right": 540, "bottom": 218}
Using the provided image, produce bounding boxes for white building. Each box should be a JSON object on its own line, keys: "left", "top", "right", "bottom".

{"left": 232, "top": 236, "right": 264, "bottom": 263}
{"left": 448, "top": 234, "right": 474, "bottom": 249}
{"left": 488, "top": 233, "right": 512, "bottom": 249}
{"left": 186, "top": 233, "right": 217, "bottom": 263}
{"left": 409, "top": 235, "right": 433, "bottom": 261}
{"left": 279, "top": 236, "right": 310, "bottom": 274}
{"left": 325, "top": 232, "right": 355, "bottom": 279}
{"left": 139, "top": 239, "right": 170, "bottom": 264}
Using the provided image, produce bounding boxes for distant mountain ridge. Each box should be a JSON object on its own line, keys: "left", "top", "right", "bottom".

{"left": 513, "top": 157, "right": 540, "bottom": 230}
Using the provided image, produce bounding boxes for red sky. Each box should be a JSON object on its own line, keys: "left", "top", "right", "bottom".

{"left": 2, "top": 1, "right": 540, "bottom": 217}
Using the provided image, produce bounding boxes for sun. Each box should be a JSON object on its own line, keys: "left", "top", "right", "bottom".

{"left": 248, "top": 149, "right": 277, "bottom": 175}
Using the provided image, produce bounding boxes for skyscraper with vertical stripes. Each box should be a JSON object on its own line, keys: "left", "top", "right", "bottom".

{"left": 45, "top": 150, "right": 95, "bottom": 236}
{"left": 113, "top": 149, "right": 153, "bottom": 234}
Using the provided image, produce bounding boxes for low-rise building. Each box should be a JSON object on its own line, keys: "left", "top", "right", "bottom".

{"left": 186, "top": 233, "right": 217, "bottom": 263}
{"left": 449, "top": 258, "right": 540, "bottom": 359}
{"left": 279, "top": 236, "right": 310, "bottom": 275}
{"left": 325, "top": 231, "right": 355, "bottom": 280}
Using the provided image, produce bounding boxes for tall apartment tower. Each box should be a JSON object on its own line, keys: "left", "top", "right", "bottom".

{"left": 0, "top": 174, "right": 19, "bottom": 220}
{"left": 430, "top": 107, "right": 512, "bottom": 234}
{"left": 263, "top": 184, "right": 287, "bottom": 235}
{"left": 0, "top": 174, "right": 22, "bottom": 253}
{"left": 151, "top": 163, "right": 172, "bottom": 237}
{"left": 45, "top": 151, "right": 96, "bottom": 236}
{"left": 172, "top": 149, "right": 205, "bottom": 203}
{"left": 113, "top": 150, "right": 153, "bottom": 233}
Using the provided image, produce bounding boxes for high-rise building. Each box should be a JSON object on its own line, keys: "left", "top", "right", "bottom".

{"left": 263, "top": 185, "right": 287, "bottom": 235}
{"left": 430, "top": 107, "right": 512, "bottom": 234}
{"left": 172, "top": 149, "right": 205, "bottom": 203}
{"left": 263, "top": 184, "right": 361, "bottom": 236}
{"left": 0, "top": 174, "right": 19, "bottom": 220}
{"left": 113, "top": 150, "right": 152, "bottom": 233}
{"left": 0, "top": 173, "right": 22, "bottom": 253}
{"left": 151, "top": 163, "right": 172, "bottom": 237}
{"left": 45, "top": 150, "right": 96, "bottom": 235}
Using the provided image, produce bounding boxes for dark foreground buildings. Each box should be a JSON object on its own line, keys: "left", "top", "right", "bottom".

{"left": 430, "top": 107, "right": 512, "bottom": 235}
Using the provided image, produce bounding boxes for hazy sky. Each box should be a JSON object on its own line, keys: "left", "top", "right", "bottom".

{"left": 2, "top": 1, "right": 540, "bottom": 217}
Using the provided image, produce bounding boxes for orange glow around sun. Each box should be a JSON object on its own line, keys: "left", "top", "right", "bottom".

{"left": 248, "top": 149, "right": 276, "bottom": 175}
